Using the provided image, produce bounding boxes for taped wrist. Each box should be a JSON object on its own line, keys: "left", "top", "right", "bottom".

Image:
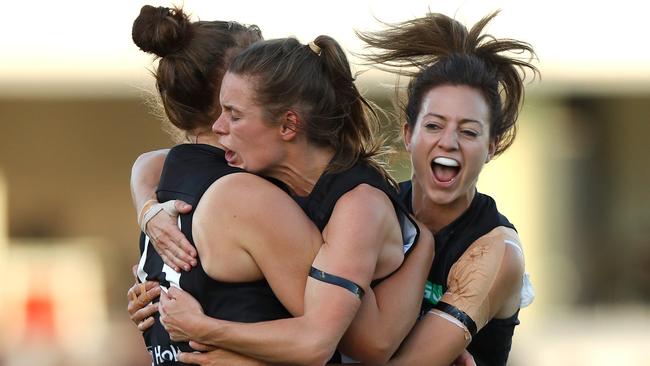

{"left": 139, "top": 200, "right": 180, "bottom": 234}
{"left": 309, "top": 266, "right": 365, "bottom": 299}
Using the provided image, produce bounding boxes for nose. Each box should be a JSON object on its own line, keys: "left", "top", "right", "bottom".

{"left": 437, "top": 126, "right": 459, "bottom": 151}
{"left": 212, "top": 113, "right": 228, "bottom": 135}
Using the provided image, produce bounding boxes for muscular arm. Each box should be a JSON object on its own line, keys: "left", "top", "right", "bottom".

{"left": 184, "top": 185, "right": 400, "bottom": 365}
{"left": 386, "top": 227, "right": 524, "bottom": 365}
{"left": 338, "top": 221, "right": 434, "bottom": 364}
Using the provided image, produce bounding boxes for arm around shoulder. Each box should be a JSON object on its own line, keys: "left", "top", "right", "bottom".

{"left": 339, "top": 221, "right": 434, "bottom": 364}
{"left": 130, "top": 149, "right": 169, "bottom": 213}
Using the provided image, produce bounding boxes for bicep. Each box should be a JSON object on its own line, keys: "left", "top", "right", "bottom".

{"left": 301, "top": 186, "right": 398, "bottom": 349}
{"left": 440, "top": 230, "right": 523, "bottom": 332}
{"left": 314, "top": 185, "right": 395, "bottom": 289}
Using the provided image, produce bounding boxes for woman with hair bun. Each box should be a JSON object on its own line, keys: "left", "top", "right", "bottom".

{"left": 353, "top": 10, "right": 538, "bottom": 365}
{"left": 127, "top": 5, "right": 324, "bottom": 366}
{"left": 127, "top": 5, "right": 434, "bottom": 366}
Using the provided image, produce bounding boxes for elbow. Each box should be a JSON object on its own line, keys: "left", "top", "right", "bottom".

{"left": 341, "top": 335, "right": 394, "bottom": 365}
{"left": 290, "top": 335, "right": 338, "bottom": 366}
{"left": 356, "top": 340, "right": 393, "bottom": 366}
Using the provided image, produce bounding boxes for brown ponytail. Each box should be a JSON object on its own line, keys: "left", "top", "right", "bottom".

{"left": 357, "top": 11, "right": 539, "bottom": 156}
{"left": 228, "top": 35, "right": 391, "bottom": 179}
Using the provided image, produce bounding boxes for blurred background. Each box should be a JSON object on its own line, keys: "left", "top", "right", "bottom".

{"left": 1, "top": 0, "right": 648, "bottom": 365}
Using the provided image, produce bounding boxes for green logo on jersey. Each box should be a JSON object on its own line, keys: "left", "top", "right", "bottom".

{"left": 424, "top": 281, "right": 443, "bottom": 305}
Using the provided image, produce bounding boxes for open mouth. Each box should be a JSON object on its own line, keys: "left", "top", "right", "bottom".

{"left": 431, "top": 156, "right": 460, "bottom": 184}
{"left": 223, "top": 149, "right": 237, "bottom": 164}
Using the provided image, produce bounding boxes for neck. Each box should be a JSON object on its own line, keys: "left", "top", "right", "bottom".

{"left": 410, "top": 177, "right": 476, "bottom": 234}
{"left": 265, "top": 142, "right": 335, "bottom": 196}
{"left": 186, "top": 129, "right": 221, "bottom": 148}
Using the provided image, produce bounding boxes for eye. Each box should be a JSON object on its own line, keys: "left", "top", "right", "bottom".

{"left": 423, "top": 122, "right": 441, "bottom": 130}
{"left": 461, "top": 129, "right": 479, "bottom": 137}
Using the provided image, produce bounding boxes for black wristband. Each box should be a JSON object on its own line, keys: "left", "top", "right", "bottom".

{"left": 309, "top": 266, "right": 365, "bottom": 299}
{"left": 434, "top": 301, "right": 477, "bottom": 337}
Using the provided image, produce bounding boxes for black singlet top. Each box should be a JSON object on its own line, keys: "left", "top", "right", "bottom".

{"left": 398, "top": 180, "right": 519, "bottom": 366}
{"left": 292, "top": 160, "right": 419, "bottom": 266}
{"left": 291, "top": 161, "right": 420, "bottom": 363}
{"left": 136, "top": 144, "right": 291, "bottom": 366}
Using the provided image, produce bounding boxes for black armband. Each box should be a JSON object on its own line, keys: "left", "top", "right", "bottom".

{"left": 434, "top": 301, "right": 477, "bottom": 337}
{"left": 309, "top": 266, "right": 365, "bottom": 299}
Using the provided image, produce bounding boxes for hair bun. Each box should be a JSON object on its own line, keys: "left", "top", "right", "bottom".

{"left": 132, "top": 5, "right": 190, "bottom": 57}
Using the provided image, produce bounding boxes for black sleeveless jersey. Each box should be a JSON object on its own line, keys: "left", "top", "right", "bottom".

{"left": 291, "top": 161, "right": 420, "bottom": 363}
{"left": 398, "top": 180, "right": 519, "bottom": 366}
{"left": 136, "top": 144, "right": 291, "bottom": 366}
{"left": 291, "top": 161, "right": 419, "bottom": 263}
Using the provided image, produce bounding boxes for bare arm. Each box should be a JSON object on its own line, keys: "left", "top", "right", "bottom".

{"left": 130, "top": 149, "right": 196, "bottom": 271}
{"left": 338, "top": 221, "right": 434, "bottom": 364}
{"left": 386, "top": 228, "right": 524, "bottom": 365}
{"left": 130, "top": 149, "right": 168, "bottom": 214}
{"left": 162, "top": 185, "right": 398, "bottom": 365}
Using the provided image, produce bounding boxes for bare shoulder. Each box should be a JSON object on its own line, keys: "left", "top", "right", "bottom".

{"left": 444, "top": 226, "right": 524, "bottom": 325}
{"left": 198, "top": 172, "right": 289, "bottom": 214}
{"left": 474, "top": 227, "right": 524, "bottom": 277}
{"left": 334, "top": 183, "right": 394, "bottom": 219}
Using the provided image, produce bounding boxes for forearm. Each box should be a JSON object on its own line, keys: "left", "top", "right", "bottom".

{"left": 194, "top": 314, "right": 336, "bottom": 365}
{"left": 339, "top": 229, "right": 434, "bottom": 363}
{"left": 190, "top": 280, "right": 361, "bottom": 366}
{"left": 130, "top": 149, "right": 169, "bottom": 214}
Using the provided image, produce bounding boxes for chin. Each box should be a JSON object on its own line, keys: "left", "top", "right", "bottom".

{"left": 424, "top": 187, "right": 457, "bottom": 206}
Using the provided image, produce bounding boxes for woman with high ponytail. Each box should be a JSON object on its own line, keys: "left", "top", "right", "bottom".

{"left": 127, "top": 5, "right": 436, "bottom": 366}
{"left": 353, "top": 10, "right": 539, "bottom": 365}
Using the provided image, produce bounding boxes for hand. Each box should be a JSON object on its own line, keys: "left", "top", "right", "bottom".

{"left": 179, "top": 346, "right": 268, "bottom": 366}
{"left": 127, "top": 280, "right": 161, "bottom": 332}
{"left": 145, "top": 200, "right": 196, "bottom": 272}
{"left": 159, "top": 287, "right": 204, "bottom": 342}
{"left": 452, "top": 349, "right": 476, "bottom": 366}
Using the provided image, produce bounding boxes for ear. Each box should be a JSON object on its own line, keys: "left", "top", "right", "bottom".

{"left": 279, "top": 110, "right": 300, "bottom": 141}
{"left": 486, "top": 140, "right": 496, "bottom": 163}
{"left": 403, "top": 122, "right": 413, "bottom": 152}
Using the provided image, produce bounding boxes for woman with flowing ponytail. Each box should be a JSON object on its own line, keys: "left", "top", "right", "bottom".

{"left": 353, "top": 10, "right": 539, "bottom": 365}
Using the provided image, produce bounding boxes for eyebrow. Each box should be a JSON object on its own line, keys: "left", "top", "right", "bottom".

{"left": 221, "top": 103, "right": 241, "bottom": 114}
{"left": 423, "top": 113, "right": 484, "bottom": 126}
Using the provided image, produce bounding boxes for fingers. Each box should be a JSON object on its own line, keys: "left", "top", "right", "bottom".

{"left": 171, "top": 232, "right": 197, "bottom": 265}
{"left": 165, "top": 238, "right": 197, "bottom": 271}
{"left": 127, "top": 282, "right": 161, "bottom": 316}
{"left": 189, "top": 341, "right": 216, "bottom": 352}
{"left": 132, "top": 264, "right": 138, "bottom": 280}
{"left": 130, "top": 301, "right": 159, "bottom": 323}
{"left": 137, "top": 316, "right": 156, "bottom": 332}
{"left": 178, "top": 352, "right": 204, "bottom": 365}
{"left": 174, "top": 200, "right": 193, "bottom": 214}
{"left": 161, "top": 248, "right": 192, "bottom": 272}
{"left": 147, "top": 212, "right": 196, "bottom": 272}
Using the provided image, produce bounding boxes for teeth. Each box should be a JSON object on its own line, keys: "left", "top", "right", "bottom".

{"left": 433, "top": 157, "right": 459, "bottom": 167}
